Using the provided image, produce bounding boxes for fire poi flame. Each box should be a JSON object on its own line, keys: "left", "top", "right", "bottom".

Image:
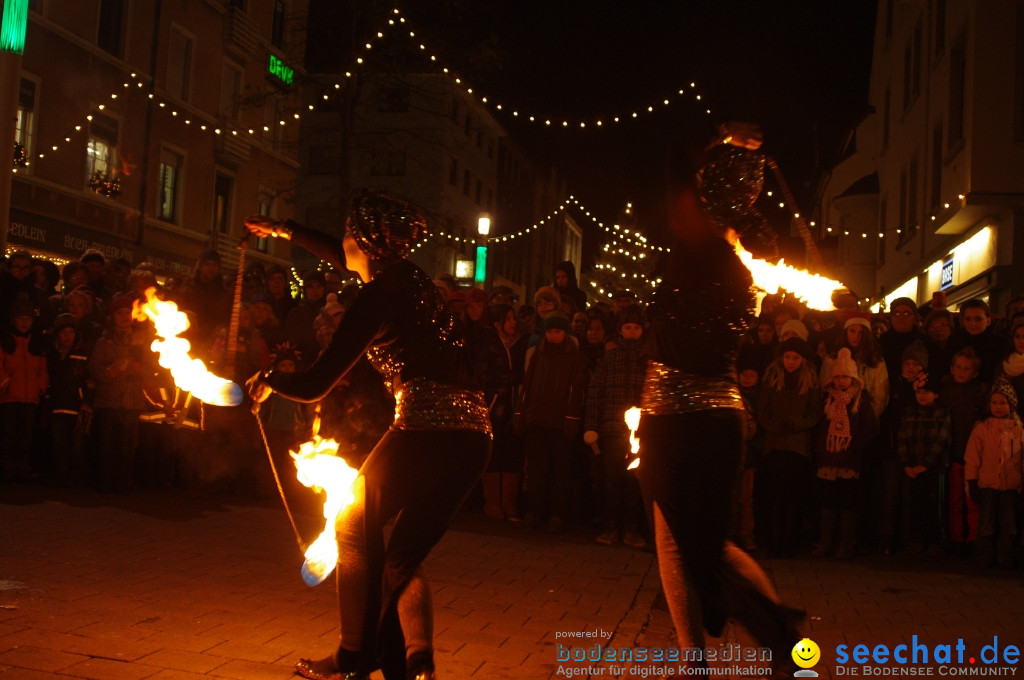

{"left": 291, "top": 435, "right": 359, "bottom": 586}
{"left": 625, "top": 407, "right": 641, "bottom": 471}
{"left": 733, "top": 239, "right": 846, "bottom": 311}
{"left": 132, "top": 287, "right": 243, "bottom": 406}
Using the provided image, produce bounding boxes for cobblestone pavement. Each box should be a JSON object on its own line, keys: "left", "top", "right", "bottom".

{"left": 1, "top": 484, "right": 1022, "bottom": 680}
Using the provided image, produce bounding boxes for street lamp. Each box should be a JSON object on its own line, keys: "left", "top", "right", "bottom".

{"left": 474, "top": 215, "right": 490, "bottom": 287}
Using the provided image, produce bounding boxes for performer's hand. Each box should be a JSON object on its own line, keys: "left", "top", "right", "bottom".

{"left": 244, "top": 215, "right": 277, "bottom": 238}
{"left": 246, "top": 371, "right": 274, "bottom": 412}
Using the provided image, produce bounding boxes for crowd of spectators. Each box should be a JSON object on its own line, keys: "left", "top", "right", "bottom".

{"left": 3, "top": 246, "right": 1023, "bottom": 568}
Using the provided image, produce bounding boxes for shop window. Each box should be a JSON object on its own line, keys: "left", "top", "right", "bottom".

{"left": 86, "top": 113, "right": 119, "bottom": 184}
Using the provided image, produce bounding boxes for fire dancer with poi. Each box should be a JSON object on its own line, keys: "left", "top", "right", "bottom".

{"left": 245, "top": 191, "right": 492, "bottom": 680}
{"left": 635, "top": 122, "right": 803, "bottom": 675}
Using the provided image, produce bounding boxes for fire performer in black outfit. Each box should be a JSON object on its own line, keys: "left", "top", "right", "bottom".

{"left": 245, "top": 192, "right": 491, "bottom": 680}
{"left": 637, "top": 123, "right": 802, "bottom": 675}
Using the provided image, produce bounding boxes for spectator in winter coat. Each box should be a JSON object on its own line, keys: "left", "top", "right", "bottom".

{"left": 964, "top": 378, "right": 1024, "bottom": 568}
{"left": 517, "top": 312, "right": 587, "bottom": 533}
{"left": 0, "top": 294, "right": 49, "bottom": 481}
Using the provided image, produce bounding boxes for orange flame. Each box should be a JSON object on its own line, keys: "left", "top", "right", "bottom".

{"left": 625, "top": 407, "right": 641, "bottom": 470}
{"left": 132, "top": 287, "right": 242, "bottom": 406}
{"left": 733, "top": 240, "right": 846, "bottom": 311}
{"left": 291, "top": 436, "right": 359, "bottom": 586}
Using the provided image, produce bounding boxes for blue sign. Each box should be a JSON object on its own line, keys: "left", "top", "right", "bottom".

{"left": 940, "top": 259, "right": 955, "bottom": 291}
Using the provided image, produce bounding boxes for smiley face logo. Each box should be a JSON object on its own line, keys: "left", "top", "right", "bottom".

{"left": 792, "top": 638, "right": 821, "bottom": 669}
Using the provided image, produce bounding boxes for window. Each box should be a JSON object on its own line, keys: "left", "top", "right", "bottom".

{"left": 221, "top": 62, "right": 243, "bottom": 121}
{"left": 449, "top": 157, "right": 458, "bottom": 185}
{"left": 97, "top": 0, "right": 125, "bottom": 58}
{"left": 86, "top": 113, "right": 118, "bottom": 183}
{"left": 464, "top": 114, "right": 471, "bottom": 136}
{"left": 486, "top": 189, "right": 493, "bottom": 211}
{"left": 949, "top": 32, "right": 966, "bottom": 148}
{"left": 166, "top": 27, "right": 193, "bottom": 102}
{"left": 902, "top": 19, "right": 922, "bottom": 111}
{"left": 213, "top": 173, "right": 234, "bottom": 234}
{"left": 271, "top": 1, "right": 287, "bottom": 49}
{"left": 899, "top": 154, "right": 919, "bottom": 242}
{"left": 157, "top": 148, "right": 182, "bottom": 222}
{"left": 475, "top": 179, "right": 482, "bottom": 205}
{"left": 264, "top": 98, "right": 281, "bottom": 149}
{"left": 15, "top": 78, "right": 36, "bottom": 169}
{"left": 934, "top": 0, "right": 946, "bottom": 57}
{"left": 463, "top": 169, "right": 471, "bottom": 196}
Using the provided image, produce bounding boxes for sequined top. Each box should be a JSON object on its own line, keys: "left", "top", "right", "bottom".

{"left": 266, "top": 259, "right": 489, "bottom": 434}
{"left": 641, "top": 237, "right": 754, "bottom": 414}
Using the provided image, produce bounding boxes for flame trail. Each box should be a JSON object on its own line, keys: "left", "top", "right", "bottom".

{"left": 733, "top": 240, "right": 846, "bottom": 311}
{"left": 132, "top": 287, "right": 242, "bottom": 406}
{"left": 291, "top": 436, "right": 359, "bottom": 586}
{"left": 625, "top": 407, "right": 641, "bottom": 470}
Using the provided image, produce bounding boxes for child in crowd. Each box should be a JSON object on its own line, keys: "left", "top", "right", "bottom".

{"left": 896, "top": 372, "right": 951, "bottom": 560}
{"left": 757, "top": 337, "right": 823, "bottom": 557}
{"left": 941, "top": 348, "right": 988, "bottom": 556}
{"left": 876, "top": 339, "right": 930, "bottom": 554}
{"left": 584, "top": 304, "right": 646, "bottom": 548}
{"left": 0, "top": 294, "right": 49, "bottom": 482}
{"left": 43, "top": 313, "right": 91, "bottom": 486}
{"left": 813, "top": 348, "right": 878, "bottom": 559}
{"left": 517, "top": 312, "right": 587, "bottom": 534}
{"left": 964, "top": 379, "right": 1024, "bottom": 568}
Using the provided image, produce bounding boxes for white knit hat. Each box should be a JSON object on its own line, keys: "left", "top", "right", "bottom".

{"left": 830, "top": 347, "right": 863, "bottom": 387}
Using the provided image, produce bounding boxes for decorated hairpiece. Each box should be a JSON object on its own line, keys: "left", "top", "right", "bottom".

{"left": 347, "top": 190, "right": 427, "bottom": 262}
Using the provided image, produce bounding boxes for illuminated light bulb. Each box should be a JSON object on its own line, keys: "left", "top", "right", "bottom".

{"left": 51, "top": 145, "right": 57, "bottom": 151}
{"left": 696, "top": 95, "right": 701, "bottom": 100}
{"left": 356, "top": 58, "right": 363, "bottom": 63}
{"left": 264, "top": 125, "right": 270, "bottom": 131}
{"left": 580, "top": 122, "right": 585, "bottom": 128}
{"left": 294, "top": 113, "right": 300, "bottom": 119}
{"left": 779, "top": 202, "right": 784, "bottom": 208}
{"left": 481, "top": 97, "right": 487, "bottom": 103}
{"left": 614, "top": 117, "right": 620, "bottom": 122}
{"left": 562, "top": 121, "right": 568, "bottom": 127}
{"left": 827, "top": 227, "right": 832, "bottom": 232}
{"left": 647, "top": 106, "right": 654, "bottom": 112}
{"left": 958, "top": 194, "right": 965, "bottom": 199}
{"left": 98, "top": 104, "right": 105, "bottom": 110}
{"left": 596, "top": 120, "right": 603, "bottom": 126}
{"left": 545, "top": 120, "right": 551, "bottom": 125}
{"left": 944, "top": 203, "right": 950, "bottom": 209}
{"left": 64, "top": 137, "right": 69, "bottom": 142}
{"left": 931, "top": 215, "right": 936, "bottom": 220}
{"left": 345, "top": 71, "right": 352, "bottom": 77}
{"left": 364, "top": 43, "right": 371, "bottom": 49}
{"left": 214, "top": 128, "right": 221, "bottom": 134}
{"left": 794, "top": 213, "right": 800, "bottom": 219}
{"left": 111, "top": 94, "right": 117, "bottom": 99}
{"left": 172, "top": 111, "right": 178, "bottom": 116}
{"left": 158, "top": 102, "right": 165, "bottom": 107}
{"left": 878, "top": 233, "right": 883, "bottom": 238}
{"left": 200, "top": 125, "right": 207, "bottom": 130}
{"left": 632, "top": 112, "right": 638, "bottom": 118}
{"left": 75, "top": 126, "right": 81, "bottom": 130}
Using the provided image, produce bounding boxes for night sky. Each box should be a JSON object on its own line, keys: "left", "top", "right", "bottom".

{"left": 309, "top": 0, "right": 877, "bottom": 250}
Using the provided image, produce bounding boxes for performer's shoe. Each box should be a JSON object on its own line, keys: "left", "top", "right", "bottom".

{"left": 294, "top": 656, "right": 367, "bottom": 680}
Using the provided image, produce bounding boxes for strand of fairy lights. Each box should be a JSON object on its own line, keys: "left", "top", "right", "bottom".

{"left": 318, "top": 8, "right": 714, "bottom": 129}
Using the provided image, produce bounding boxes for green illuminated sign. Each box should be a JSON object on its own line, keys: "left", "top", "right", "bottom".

{"left": 268, "top": 54, "right": 293, "bottom": 86}
{"left": 1, "top": 0, "right": 29, "bottom": 54}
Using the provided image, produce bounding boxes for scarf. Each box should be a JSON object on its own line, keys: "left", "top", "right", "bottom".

{"left": 825, "top": 385, "right": 854, "bottom": 453}
{"left": 1002, "top": 352, "right": 1024, "bottom": 378}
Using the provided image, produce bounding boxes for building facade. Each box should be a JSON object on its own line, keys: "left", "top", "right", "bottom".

{"left": 815, "top": 0, "right": 1024, "bottom": 316}
{"left": 7, "top": 0, "right": 307, "bottom": 277}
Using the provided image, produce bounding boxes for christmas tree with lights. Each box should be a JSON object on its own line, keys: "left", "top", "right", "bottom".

{"left": 583, "top": 203, "right": 662, "bottom": 304}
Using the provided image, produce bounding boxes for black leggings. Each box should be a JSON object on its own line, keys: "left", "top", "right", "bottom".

{"left": 335, "top": 427, "right": 490, "bottom": 679}
{"left": 638, "top": 411, "right": 800, "bottom": 663}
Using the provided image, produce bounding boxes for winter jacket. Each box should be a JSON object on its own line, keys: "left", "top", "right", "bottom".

{"left": 897, "top": 402, "right": 952, "bottom": 469}
{"left": 964, "top": 417, "right": 1024, "bottom": 492}
{"left": 820, "top": 355, "right": 890, "bottom": 419}
{"left": 940, "top": 378, "right": 989, "bottom": 464}
{"left": 45, "top": 344, "right": 90, "bottom": 413}
{"left": 519, "top": 338, "right": 587, "bottom": 430}
{"left": 584, "top": 337, "right": 645, "bottom": 439}
{"left": 813, "top": 391, "right": 878, "bottom": 473}
{"left": 0, "top": 332, "right": 48, "bottom": 405}
{"left": 757, "top": 378, "right": 823, "bottom": 458}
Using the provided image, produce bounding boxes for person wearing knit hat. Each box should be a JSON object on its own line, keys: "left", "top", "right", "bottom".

{"left": 896, "top": 360, "right": 952, "bottom": 560}
{"left": 820, "top": 314, "right": 889, "bottom": 420}
{"left": 901, "top": 339, "right": 929, "bottom": 372}
{"left": 778, "top": 336, "right": 815, "bottom": 363}
{"left": 533, "top": 286, "right": 560, "bottom": 315}
{"left": 813, "top": 346, "right": 876, "bottom": 559}
{"left": 778, "top": 319, "right": 808, "bottom": 342}
{"left": 0, "top": 291, "right": 47, "bottom": 482}
{"left": 964, "top": 377, "right": 1024, "bottom": 567}
{"left": 760, "top": 332, "right": 823, "bottom": 557}
{"left": 542, "top": 310, "right": 572, "bottom": 334}
{"left": 244, "top": 192, "right": 491, "bottom": 680}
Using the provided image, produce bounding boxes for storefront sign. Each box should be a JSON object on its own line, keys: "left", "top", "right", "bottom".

{"left": 940, "top": 258, "right": 954, "bottom": 291}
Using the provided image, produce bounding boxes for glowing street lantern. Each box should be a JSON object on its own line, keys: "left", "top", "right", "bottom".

{"left": 132, "top": 287, "right": 242, "bottom": 406}
{"left": 291, "top": 435, "right": 359, "bottom": 586}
